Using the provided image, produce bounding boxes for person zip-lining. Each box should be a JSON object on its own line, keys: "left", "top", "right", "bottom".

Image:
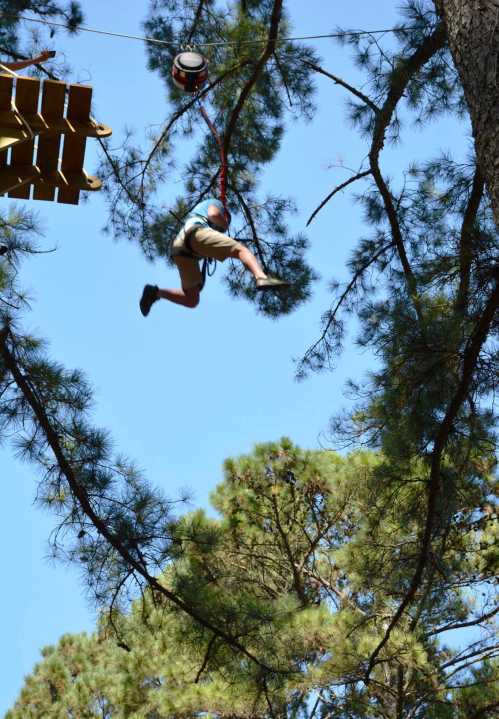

{"left": 1, "top": 50, "right": 55, "bottom": 72}
{"left": 139, "top": 198, "right": 288, "bottom": 316}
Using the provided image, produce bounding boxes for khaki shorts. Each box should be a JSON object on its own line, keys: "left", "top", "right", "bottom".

{"left": 172, "top": 225, "right": 243, "bottom": 290}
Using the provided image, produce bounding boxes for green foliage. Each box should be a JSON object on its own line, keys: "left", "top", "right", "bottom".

{"left": 0, "top": 224, "right": 186, "bottom": 611}
{"left": 0, "top": 0, "right": 83, "bottom": 48}
{"left": 1, "top": 1, "right": 498, "bottom": 715}
{"left": 7, "top": 441, "right": 498, "bottom": 718}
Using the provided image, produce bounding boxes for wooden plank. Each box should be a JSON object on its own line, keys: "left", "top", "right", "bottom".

{"left": 0, "top": 164, "right": 40, "bottom": 194}
{"left": 8, "top": 77, "right": 40, "bottom": 199}
{"left": 33, "top": 80, "right": 66, "bottom": 202}
{"left": 0, "top": 110, "right": 111, "bottom": 139}
{"left": 58, "top": 84, "right": 92, "bottom": 205}
{"left": 0, "top": 75, "right": 13, "bottom": 110}
{"left": 0, "top": 75, "right": 13, "bottom": 175}
{"left": 32, "top": 169, "right": 101, "bottom": 192}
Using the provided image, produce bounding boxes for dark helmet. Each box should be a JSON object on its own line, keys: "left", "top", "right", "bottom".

{"left": 171, "top": 51, "right": 209, "bottom": 93}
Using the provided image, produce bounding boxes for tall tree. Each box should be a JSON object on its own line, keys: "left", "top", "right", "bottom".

{"left": 0, "top": 0, "right": 497, "bottom": 696}
{"left": 434, "top": 0, "right": 499, "bottom": 227}
{"left": 7, "top": 442, "right": 498, "bottom": 718}
{"left": 100, "top": 0, "right": 499, "bottom": 675}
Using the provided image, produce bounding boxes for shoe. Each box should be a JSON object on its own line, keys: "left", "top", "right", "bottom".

{"left": 139, "top": 284, "right": 159, "bottom": 316}
{"left": 0, "top": 245, "right": 7, "bottom": 256}
{"left": 255, "top": 277, "right": 290, "bottom": 292}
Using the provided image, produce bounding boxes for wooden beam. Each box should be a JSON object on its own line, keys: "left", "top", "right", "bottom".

{"left": 58, "top": 84, "right": 92, "bottom": 205}
{"left": 8, "top": 77, "right": 40, "bottom": 199}
{"left": 33, "top": 79, "right": 65, "bottom": 202}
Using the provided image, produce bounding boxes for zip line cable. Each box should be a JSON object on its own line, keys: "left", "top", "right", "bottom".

{"left": 0, "top": 12, "right": 411, "bottom": 49}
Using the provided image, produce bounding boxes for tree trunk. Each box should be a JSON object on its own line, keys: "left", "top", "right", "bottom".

{"left": 435, "top": 0, "right": 499, "bottom": 227}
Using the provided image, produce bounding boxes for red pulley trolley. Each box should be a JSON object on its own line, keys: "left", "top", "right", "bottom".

{"left": 171, "top": 50, "right": 208, "bottom": 93}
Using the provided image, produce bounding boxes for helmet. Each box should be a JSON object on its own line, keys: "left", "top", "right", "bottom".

{"left": 171, "top": 51, "right": 209, "bottom": 93}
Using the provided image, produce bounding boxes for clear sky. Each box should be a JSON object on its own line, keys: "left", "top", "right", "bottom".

{"left": 0, "top": 1, "right": 469, "bottom": 713}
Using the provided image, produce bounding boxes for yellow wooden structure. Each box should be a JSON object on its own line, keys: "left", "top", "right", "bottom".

{"left": 0, "top": 73, "right": 112, "bottom": 204}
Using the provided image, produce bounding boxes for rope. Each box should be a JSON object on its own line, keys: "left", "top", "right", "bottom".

{"left": 1, "top": 13, "right": 415, "bottom": 49}
{"left": 195, "top": 103, "right": 230, "bottom": 289}
{"left": 198, "top": 102, "right": 228, "bottom": 217}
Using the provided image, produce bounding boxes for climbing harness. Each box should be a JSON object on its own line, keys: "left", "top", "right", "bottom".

{"left": 171, "top": 50, "right": 208, "bottom": 93}
{"left": 0, "top": 63, "right": 112, "bottom": 203}
{"left": 171, "top": 221, "right": 217, "bottom": 291}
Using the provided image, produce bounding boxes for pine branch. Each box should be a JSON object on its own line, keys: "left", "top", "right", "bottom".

{"left": 270, "top": 493, "right": 306, "bottom": 603}
{"left": 297, "top": 240, "right": 394, "bottom": 375}
{"left": 304, "top": 61, "right": 380, "bottom": 113}
{"left": 223, "top": 0, "right": 284, "bottom": 155}
{"left": 273, "top": 51, "right": 293, "bottom": 109}
{"left": 185, "top": 0, "right": 209, "bottom": 45}
{"left": 428, "top": 604, "right": 499, "bottom": 637}
{"left": 231, "top": 187, "right": 268, "bottom": 271}
{"left": 306, "top": 169, "right": 372, "bottom": 226}
{"left": 369, "top": 23, "right": 447, "bottom": 310}
{"left": 194, "top": 634, "right": 217, "bottom": 683}
{"left": 0, "top": 326, "right": 276, "bottom": 674}
{"left": 364, "top": 272, "right": 499, "bottom": 682}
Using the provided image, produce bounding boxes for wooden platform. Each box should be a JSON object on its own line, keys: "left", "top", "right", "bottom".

{"left": 0, "top": 75, "right": 112, "bottom": 205}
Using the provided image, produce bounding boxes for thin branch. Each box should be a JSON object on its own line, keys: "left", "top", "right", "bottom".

{"left": 273, "top": 51, "right": 293, "bottom": 108}
{"left": 428, "top": 605, "right": 499, "bottom": 637}
{"left": 223, "top": 0, "right": 283, "bottom": 155}
{"left": 307, "top": 169, "right": 372, "bottom": 226}
{"left": 194, "top": 634, "right": 217, "bottom": 683}
{"left": 298, "top": 240, "right": 394, "bottom": 369}
{"left": 369, "top": 23, "right": 446, "bottom": 310}
{"left": 231, "top": 187, "right": 268, "bottom": 270}
{"left": 304, "top": 60, "right": 380, "bottom": 113}
{"left": 270, "top": 493, "right": 306, "bottom": 603}
{"left": 185, "top": 0, "right": 209, "bottom": 45}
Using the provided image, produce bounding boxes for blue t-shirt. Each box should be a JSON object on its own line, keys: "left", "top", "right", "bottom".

{"left": 185, "top": 198, "right": 226, "bottom": 229}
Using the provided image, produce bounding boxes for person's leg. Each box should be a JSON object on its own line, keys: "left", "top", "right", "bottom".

{"left": 140, "top": 257, "right": 202, "bottom": 316}
{"left": 189, "top": 227, "right": 289, "bottom": 291}
{"left": 229, "top": 245, "right": 266, "bottom": 280}
{"left": 140, "top": 283, "right": 200, "bottom": 316}
{"left": 228, "top": 245, "right": 289, "bottom": 290}
{"left": 158, "top": 286, "right": 200, "bottom": 308}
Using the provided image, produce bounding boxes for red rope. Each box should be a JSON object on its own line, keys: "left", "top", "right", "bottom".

{"left": 199, "top": 102, "right": 229, "bottom": 216}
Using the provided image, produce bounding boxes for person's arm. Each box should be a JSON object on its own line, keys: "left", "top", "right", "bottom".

{"left": 2, "top": 50, "right": 55, "bottom": 72}
{"left": 207, "top": 204, "right": 229, "bottom": 232}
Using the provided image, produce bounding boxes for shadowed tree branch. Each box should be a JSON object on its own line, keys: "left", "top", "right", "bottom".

{"left": 0, "top": 325, "right": 277, "bottom": 674}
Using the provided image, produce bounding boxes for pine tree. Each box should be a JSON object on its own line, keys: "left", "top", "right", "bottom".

{"left": 99, "top": 0, "right": 498, "bottom": 675}
{"left": 0, "top": 1, "right": 497, "bottom": 706}
{"left": 434, "top": 0, "right": 499, "bottom": 227}
{"left": 7, "top": 442, "right": 498, "bottom": 718}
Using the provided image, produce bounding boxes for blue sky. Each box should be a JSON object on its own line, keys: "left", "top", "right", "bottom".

{"left": 0, "top": 1, "right": 470, "bottom": 712}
